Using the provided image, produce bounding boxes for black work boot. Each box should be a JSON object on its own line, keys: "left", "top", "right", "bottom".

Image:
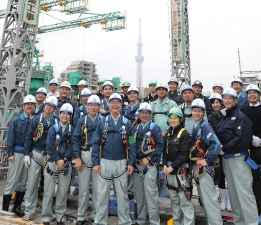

{"left": 12, "top": 191, "right": 25, "bottom": 217}
{"left": 2, "top": 194, "right": 12, "bottom": 211}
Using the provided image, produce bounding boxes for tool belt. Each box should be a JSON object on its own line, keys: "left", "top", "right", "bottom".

{"left": 134, "top": 158, "right": 157, "bottom": 179}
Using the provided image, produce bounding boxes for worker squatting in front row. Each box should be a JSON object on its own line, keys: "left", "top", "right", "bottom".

{"left": 2, "top": 77, "right": 261, "bottom": 225}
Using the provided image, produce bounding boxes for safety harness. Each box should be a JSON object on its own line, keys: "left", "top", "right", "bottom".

{"left": 189, "top": 122, "right": 219, "bottom": 182}
{"left": 166, "top": 128, "right": 185, "bottom": 154}
{"left": 133, "top": 122, "right": 158, "bottom": 178}
{"left": 134, "top": 158, "right": 157, "bottom": 179}
{"left": 151, "top": 99, "right": 170, "bottom": 122}
{"left": 79, "top": 105, "right": 86, "bottom": 118}
{"left": 81, "top": 115, "right": 101, "bottom": 150}
{"left": 33, "top": 113, "right": 58, "bottom": 142}
{"left": 166, "top": 167, "right": 192, "bottom": 201}
{"left": 180, "top": 103, "right": 192, "bottom": 127}
{"left": 124, "top": 104, "right": 141, "bottom": 127}
{"left": 99, "top": 115, "right": 129, "bottom": 161}
{"left": 44, "top": 122, "right": 72, "bottom": 177}
{"left": 30, "top": 114, "right": 58, "bottom": 168}
{"left": 165, "top": 128, "right": 192, "bottom": 200}
{"left": 134, "top": 122, "right": 157, "bottom": 154}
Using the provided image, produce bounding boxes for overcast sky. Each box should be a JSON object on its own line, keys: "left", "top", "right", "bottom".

{"left": 1, "top": 0, "right": 261, "bottom": 92}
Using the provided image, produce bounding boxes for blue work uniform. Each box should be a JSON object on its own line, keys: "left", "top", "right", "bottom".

{"left": 190, "top": 119, "right": 222, "bottom": 225}
{"left": 73, "top": 104, "right": 88, "bottom": 127}
{"left": 72, "top": 115, "right": 102, "bottom": 222}
{"left": 4, "top": 113, "right": 31, "bottom": 195}
{"left": 91, "top": 114, "right": 136, "bottom": 225}
{"left": 100, "top": 98, "right": 110, "bottom": 117}
{"left": 237, "top": 91, "right": 249, "bottom": 109}
{"left": 17, "top": 102, "right": 45, "bottom": 117}
{"left": 132, "top": 121, "right": 163, "bottom": 225}
{"left": 41, "top": 123, "right": 75, "bottom": 223}
{"left": 23, "top": 114, "right": 60, "bottom": 217}
{"left": 122, "top": 102, "right": 140, "bottom": 126}
{"left": 56, "top": 97, "right": 77, "bottom": 115}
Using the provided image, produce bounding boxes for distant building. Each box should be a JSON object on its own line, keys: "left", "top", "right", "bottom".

{"left": 58, "top": 60, "right": 99, "bottom": 91}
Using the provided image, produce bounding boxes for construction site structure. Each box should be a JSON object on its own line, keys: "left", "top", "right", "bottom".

{"left": 0, "top": 0, "right": 127, "bottom": 149}
{"left": 171, "top": 0, "right": 191, "bottom": 87}
{"left": 237, "top": 48, "right": 261, "bottom": 92}
{"left": 58, "top": 60, "right": 98, "bottom": 92}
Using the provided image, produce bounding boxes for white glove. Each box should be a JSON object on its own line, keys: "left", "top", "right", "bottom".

{"left": 24, "top": 156, "right": 30, "bottom": 169}
{"left": 252, "top": 135, "right": 261, "bottom": 147}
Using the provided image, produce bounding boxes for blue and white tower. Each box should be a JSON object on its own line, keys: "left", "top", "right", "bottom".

{"left": 135, "top": 18, "right": 144, "bottom": 88}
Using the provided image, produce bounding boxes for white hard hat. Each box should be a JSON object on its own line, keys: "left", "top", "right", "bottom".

{"left": 81, "top": 88, "right": 91, "bottom": 96}
{"left": 78, "top": 80, "right": 87, "bottom": 87}
{"left": 102, "top": 81, "right": 113, "bottom": 90}
{"left": 60, "top": 81, "right": 71, "bottom": 90}
{"left": 127, "top": 86, "right": 139, "bottom": 95}
{"left": 212, "top": 83, "right": 223, "bottom": 90}
{"left": 45, "top": 96, "right": 58, "bottom": 107}
{"left": 138, "top": 103, "right": 152, "bottom": 112}
{"left": 223, "top": 88, "right": 238, "bottom": 98}
{"left": 231, "top": 78, "right": 243, "bottom": 85}
{"left": 49, "top": 79, "right": 58, "bottom": 85}
{"left": 156, "top": 81, "right": 168, "bottom": 91}
{"left": 60, "top": 103, "right": 73, "bottom": 114}
{"left": 36, "top": 87, "right": 47, "bottom": 95}
{"left": 168, "top": 78, "right": 179, "bottom": 85}
{"left": 109, "top": 93, "right": 122, "bottom": 103}
{"left": 87, "top": 95, "right": 101, "bottom": 105}
{"left": 23, "top": 95, "right": 36, "bottom": 104}
{"left": 209, "top": 93, "right": 223, "bottom": 101}
{"left": 246, "top": 84, "right": 261, "bottom": 94}
{"left": 191, "top": 99, "right": 206, "bottom": 110}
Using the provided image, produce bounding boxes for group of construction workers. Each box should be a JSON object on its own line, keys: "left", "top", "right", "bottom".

{"left": 2, "top": 76, "right": 261, "bottom": 225}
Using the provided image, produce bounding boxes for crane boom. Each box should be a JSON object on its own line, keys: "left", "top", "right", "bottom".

{"left": 38, "top": 11, "right": 126, "bottom": 33}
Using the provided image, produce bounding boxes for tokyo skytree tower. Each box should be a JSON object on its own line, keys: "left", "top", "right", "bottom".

{"left": 135, "top": 18, "right": 144, "bottom": 88}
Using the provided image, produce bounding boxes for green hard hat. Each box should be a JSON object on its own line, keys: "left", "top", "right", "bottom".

{"left": 98, "top": 78, "right": 106, "bottom": 84}
{"left": 167, "top": 107, "right": 184, "bottom": 120}
{"left": 149, "top": 79, "right": 157, "bottom": 86}
{"left": 122, "top": 81, "right": 131, "bottom": 88}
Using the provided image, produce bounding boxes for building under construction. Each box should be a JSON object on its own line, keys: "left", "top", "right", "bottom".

{"left": 58, "top": 60, "right": 99, "bottom": 91}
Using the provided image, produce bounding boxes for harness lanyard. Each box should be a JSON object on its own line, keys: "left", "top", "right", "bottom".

{"left": 81, "top": 115, "right": 88, "bottom": 149}
{"left": 33, "top": 113, "right": 44, "bottom": 142}
{"left": 134, "top": 122, "right": 156, "bottom": 154}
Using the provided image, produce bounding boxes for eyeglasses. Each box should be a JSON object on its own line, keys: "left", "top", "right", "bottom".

{"left": 88, "top": 104, "right": 99, "bottom": 108}
{"left": 45, "top": 104, "right": 55, "bottom": 108}
{"left": 81, "top": 95, "right": 90, "bottom": 98}
{"left": 128, "top": 91, "right": 137, "bottom": 95}
{"left": 140, "top": 111, "right": 151, "bottom": 115}
{"left": 37, "top": 93, "right": 46, "bottom": 96}
{"left": 110, "top": 100, "right": 121, "bottom": 105}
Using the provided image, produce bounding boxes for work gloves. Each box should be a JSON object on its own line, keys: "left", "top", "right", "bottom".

{"left": 252, "top": 135, "right": 261, "bottom": 147}
{"left": 24, "top": 156, "right": 30, "bottom": 169}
